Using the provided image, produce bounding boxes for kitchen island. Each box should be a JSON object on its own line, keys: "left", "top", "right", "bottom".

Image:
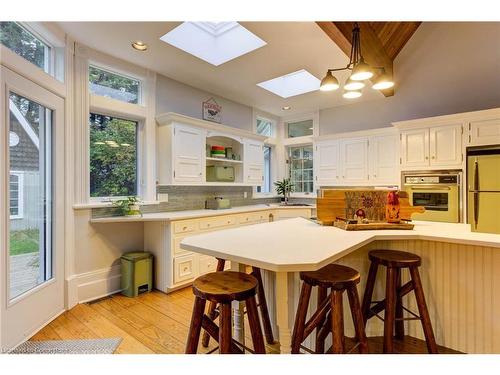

{"left": 181, "top": 218, "right": 500, "bottom": 354}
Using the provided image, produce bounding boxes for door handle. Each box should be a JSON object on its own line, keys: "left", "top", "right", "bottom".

{"left": 473, "top": 159, "right": 479, "bottom": 228}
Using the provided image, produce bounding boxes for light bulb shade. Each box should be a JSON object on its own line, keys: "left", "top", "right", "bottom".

{"left": 319, "top": 71, "right": 340, "bottom": 91}
{"left": 344, "top": 78, "right": 365, "bottom": 91}
{"left": 350, "top": 60, "right": 373, "bottom": 81}
{"left": 343, "top": 90, "right": 362, "bottom": 99}
{"left": 372, "top": 73, "right": 394, "bottom": 90}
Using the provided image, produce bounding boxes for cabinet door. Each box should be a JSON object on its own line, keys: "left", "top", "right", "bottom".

{"left": 173, "top": 124, "right": 205, "bottom": 183}
{"left": 315, "top": 140, "right": 340, "bottom": 186}
{"left": 369, "top": 134, "right": 399, "bottom": 184}
{"left": 429, "top": 124, "right": 463, "bottom": 167}
{"left": 469, "top": 118, "right": 500, "bottom": 146}
{"left": 244, "top": 140, "right": 264, "bottom": 185}
{"left": 340, "top": 138, "right": 369, "bottom": 183}
{"left": 400, "top": 129, "right": 429, "bottom": 167}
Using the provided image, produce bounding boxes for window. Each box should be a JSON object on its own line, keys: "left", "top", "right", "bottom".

{"left": 9, "top": 172, "right": 24, "bottom": 219}
{"left": 256, "top": 118, "right": 273, "bottom": 137}
{"left": 89, "top": 113, "right": 138, "bottom": 198}
{"left": 287, "top": 119, "right": 314, "bottom": 138}
{"left": 257, "top": 146, "right": 272, "bottom": 194}
{"left": 289, "top": 145, "right": 313, "bottom": 194}
{"left": 0, "top": 22, "right": 50, "bottom": 72}
{"left": 89, "top": 65, "right": 141, "bottom": 104}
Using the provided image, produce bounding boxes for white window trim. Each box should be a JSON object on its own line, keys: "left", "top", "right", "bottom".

{"left": 73, "top": 43, "right": 157, "bottom": 208}
{"left": 287, "top": 144, "right": 316, "bottom": 198}
{"left": 253, "top": 144, "right": 277, "bottom": 198}
{"left": 281, "top": 111, "right": 319, "bottom": 146}
{"left": 9, "top": 171, "right": 24, "bottom": 219}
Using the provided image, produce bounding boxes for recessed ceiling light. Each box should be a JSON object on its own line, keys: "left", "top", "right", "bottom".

{"left": 282, "top": 106, "right": 291, "bottom": 110}
{"left": 160, "top": 22, "right": 266, "bottom": 66}
{"left": 132, "top": 41, "right": 148, "bottom": 51}
{"left": 257, "top": 69, "right": 320, "bottom": 98}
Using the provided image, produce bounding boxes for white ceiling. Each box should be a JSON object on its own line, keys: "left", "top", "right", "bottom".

{"left": 58, "top": 22, "right": 385, "bottom": 116}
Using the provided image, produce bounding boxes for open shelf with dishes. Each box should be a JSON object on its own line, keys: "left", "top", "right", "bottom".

{"left": 206, "top": 135, "right": 244, "bottom": 183}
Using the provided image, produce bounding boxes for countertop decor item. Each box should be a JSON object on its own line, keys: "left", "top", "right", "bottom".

{"left": 385, "top": 191, "right": 401, "bottom": 223}
{"left": 274, "top": 178, "right": 294, "bottom": 205}
{"left": 112, "top": 196, "right": 142, "bottom": 216}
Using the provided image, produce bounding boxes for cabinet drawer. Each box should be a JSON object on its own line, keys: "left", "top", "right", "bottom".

{"left": 199, "top": 216, "right": 237, "bottom": 230}
{"left": 238, "top": 211, "right": 269, "bottom": 225}
{"left": 173, "top": 254, "right": 197, "bottom": 283}
{"left": 199, "top": 255, "right": 219, "bottom": 275}
{"left": 173, "top": 220, "right": 198, "bottom": 234}
{"left": 173, "top": 236, "right": 192, "bottom": 256}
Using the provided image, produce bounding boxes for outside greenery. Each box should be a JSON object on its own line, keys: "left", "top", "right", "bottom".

{"left": 0, "top": 21, "right": 47, "bottom": 70}
{"left": 89, "top": 65, "right": 140, "bottom": 104}
{"left": 90, "top": 113, "right": 138, "bottom": 197}
{"left": 10, "top": 229, "right": 39, "bottom": 256}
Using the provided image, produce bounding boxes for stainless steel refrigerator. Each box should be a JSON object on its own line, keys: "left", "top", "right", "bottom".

{"left": 467, "top": 146, "right": 500, "bottom": 234}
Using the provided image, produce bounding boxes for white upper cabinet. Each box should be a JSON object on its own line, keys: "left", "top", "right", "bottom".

{"left": 400, "top": 124, "right": 462, "bottom": 169}
{"left": 340, "top": 138, "right": 369, "bottom": 183}
{"left": 369, "top": 134, "right": 399, "bottom": 184}
{"left": 429, "top": 124, "right": 462, "bottom": 167}
{"left": 315, "top": 140, "right": 340, "bottom": 186}
{"left": 400, "top": 128, "right": 429, "bottom": 168}
{"left": 172, "top": 124, "right": 205, "bottom": 183}
{"left": 244, "top": 139, "right": 264, "bottom": 185}
{"left": 468, "top": 117, "right": 500, "bottom": 146}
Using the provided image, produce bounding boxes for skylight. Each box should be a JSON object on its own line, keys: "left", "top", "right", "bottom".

{"left": 160, "top": 22, "right": 266, "bottom": 66}
{"left": 257, "top": 70, "right": 321, "bottom": 98}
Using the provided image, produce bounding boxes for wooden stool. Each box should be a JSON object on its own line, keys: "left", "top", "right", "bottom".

{"left": 291, "top": 264, "right": 368, "bottom": 354}
{"left": 201, "top": 259, "right": 274, "bottom": 348}
{"left": 361, "top": 249, "right": 438, "bottom": 354}
{"left": 185, "top": 271, "right": 266, "bottom": 354}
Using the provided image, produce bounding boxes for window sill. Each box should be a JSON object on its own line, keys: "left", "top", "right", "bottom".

{"left": 73, "top": 200, "right": 160, "bottom": 210}
{"left": 290, "top": 193, "right": 317, "bottom": 199}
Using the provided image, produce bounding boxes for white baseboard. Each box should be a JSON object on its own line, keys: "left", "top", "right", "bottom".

{"left": 67, "top": 265, "right": 122, "bottom": 305}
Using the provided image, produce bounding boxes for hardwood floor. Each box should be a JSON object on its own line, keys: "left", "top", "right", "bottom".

{"left": 30, "top": 287, "right": 460, "bottom": 354}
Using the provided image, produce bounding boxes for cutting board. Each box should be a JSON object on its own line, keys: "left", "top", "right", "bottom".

{"left": 316, "top": 190, "right": 425, "bottom": 226}
{"left": 333, "top": 220, "right": 415, "bottom": 231}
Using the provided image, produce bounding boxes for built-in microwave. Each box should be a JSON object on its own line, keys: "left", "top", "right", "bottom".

{"left": 402, "top": 171, "right": 462, "bottom": 223}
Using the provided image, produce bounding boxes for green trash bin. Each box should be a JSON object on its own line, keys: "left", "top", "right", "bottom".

{"left": 121, "top": 251, "right": 153, "bottom": 297}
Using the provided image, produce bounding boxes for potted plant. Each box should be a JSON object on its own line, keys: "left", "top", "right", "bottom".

{"left": 274, "top": 178, "right": 294, "bottom": 205}
{"left": 113, "top": 196, "right": 142, "bottom": 216}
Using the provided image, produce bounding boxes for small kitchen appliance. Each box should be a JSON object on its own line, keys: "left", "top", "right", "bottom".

{"left": 206, "top": 165, "right": 235, "bottom": 182}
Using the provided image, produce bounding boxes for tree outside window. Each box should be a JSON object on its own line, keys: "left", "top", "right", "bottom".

{"left": 89, "top": 113, "right": 138, "bottom": 197}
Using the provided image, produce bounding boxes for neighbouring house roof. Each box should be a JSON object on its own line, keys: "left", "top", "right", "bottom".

{"left": 9, "top": 100, "right": 40, "bottom": 172}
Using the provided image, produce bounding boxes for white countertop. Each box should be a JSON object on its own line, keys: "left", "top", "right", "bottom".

{"left": 180, "top": 218, "right": 500, "bottom": 272}
{"left": 90, "top": 204, "right": 315, "bottom": 223}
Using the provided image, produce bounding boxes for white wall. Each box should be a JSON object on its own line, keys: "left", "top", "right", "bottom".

{"left": 156, "top": 74, "right": 254, "bottom": 131}
{"left": 319, "top": 22, "right": 500, "bottom": 135}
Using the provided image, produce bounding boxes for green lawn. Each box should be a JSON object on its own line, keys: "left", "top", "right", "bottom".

{"left": 9, "top": 229, "right": 39, "bottom": 256}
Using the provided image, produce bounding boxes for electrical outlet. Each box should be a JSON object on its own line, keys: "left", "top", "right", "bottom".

{"left": 158, "top": 193, "right": 168, "bottom": 202}
{"left": 243, "top": 191, "right": 248, "bottom": 199}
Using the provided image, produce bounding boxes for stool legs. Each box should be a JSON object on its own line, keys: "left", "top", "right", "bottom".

{"left": 246, "top": 295, "right": 266, "bottom": 354}
{"left": 251, "top": 267, "right": 275, "bottom": 344}
{"left": 186, "top": 296, "right": 207, "bottom": 354}
{"left": 291, "top": 283, "right": 312, "bottom": 353}
{"left": 361, "top": 261, "right": 379, "bottom": 325}
{"left": 331, "top": 290, "right": 345, "bottom": 354}
{"left": 347, "top": 285, "right": 368, "bottom": 353}
{"left": 201, "top": 259, "right": 226, "bottom": 348}
{"left": 383, "top": 267, "right": 397, "bottom": 353}
{"left": 219, "top": 303, "right": 232, "bottom": 354}
{"left": 395, "top": 269, "right": 405, "bottom": 340}
{"left": 409, "top": 266, "right": 438, "bottom": 354}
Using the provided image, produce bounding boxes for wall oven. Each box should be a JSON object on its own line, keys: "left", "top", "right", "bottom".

{"left": 402, "top": 171, "right": 462, "bottom": 223}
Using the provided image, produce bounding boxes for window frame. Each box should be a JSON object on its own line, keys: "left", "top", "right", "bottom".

{"left": 256, "top": 145, "right": 273, "bottom": 196}
{"left": 9, "top": 171, "right": 24, "bottom": 219}
{"left": 287, "top": 144, "right": 314, "bottom": 197}
{"left": 255, "top": 116, "right": 275, "bottom": 138}
{"left": 88, "top": 63, "right": 143, "bottom": 106}
{"left": 88, "top": 113, "right": 140, "bottom": 200}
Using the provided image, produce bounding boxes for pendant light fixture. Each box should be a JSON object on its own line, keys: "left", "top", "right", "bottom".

{"left": 319, "top": 22, "right": 394, "bottom": 98}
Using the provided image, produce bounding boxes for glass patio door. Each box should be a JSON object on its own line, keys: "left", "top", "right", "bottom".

{"left": 1, "top": 66, "right": 65, "bottom": 351}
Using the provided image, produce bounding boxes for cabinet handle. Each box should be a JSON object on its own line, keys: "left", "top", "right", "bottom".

{"left": 374, "top": 174, "right": 377, "bottom": 177}
{"left": 183, "top": 226, "right": 187, "bottom": 230}
{"left": 425, "top": 156, "right": 429, "bottom": 160}
{"left": 431, "top": 156, "right": 435, "bottom": 159}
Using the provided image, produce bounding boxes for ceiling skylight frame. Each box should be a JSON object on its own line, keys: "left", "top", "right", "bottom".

{"left": 160, "top": 22, "right": 267, "bottom": 66}
{"left": 257, "top": 69, "right": 321, "bottom": 98}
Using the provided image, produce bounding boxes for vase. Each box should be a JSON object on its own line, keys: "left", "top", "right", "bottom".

{"left": 385, "top": 191, "right": 400, "bottom": 223}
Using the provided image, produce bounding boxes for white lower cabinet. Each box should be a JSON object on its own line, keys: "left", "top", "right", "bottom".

{"left": 145, "top": 209, "right": 313, "bottom": 293}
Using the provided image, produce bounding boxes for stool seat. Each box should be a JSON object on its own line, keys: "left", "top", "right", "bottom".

{"left": 193, "top": 271, "right": 258, "bottom": 303}
{"left": 300, "top": 264, "right": 360, "bottom": 289}
{"left": 368, "top": 249, "right": 421, "bottom": 268}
